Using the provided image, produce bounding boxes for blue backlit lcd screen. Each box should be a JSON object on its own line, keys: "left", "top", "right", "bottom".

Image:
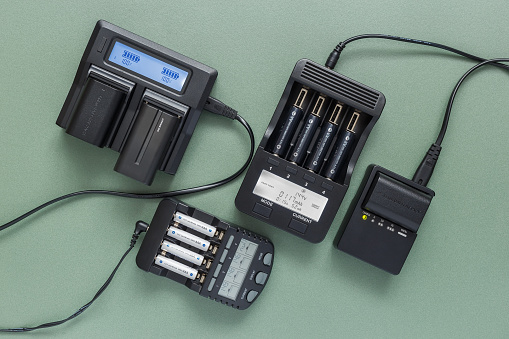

{"left": 108, "top": 41, "right": 189, "bottom": 91}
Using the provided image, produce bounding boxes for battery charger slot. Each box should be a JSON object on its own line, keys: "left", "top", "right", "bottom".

{"left": 265, "top": 84, "right": 316, "bottom": 155}
{"left": 321, "top": 110, "right": 372, "bottom": 185}
{"left": 266, "top": 81, "right": 373, "bottom": 185}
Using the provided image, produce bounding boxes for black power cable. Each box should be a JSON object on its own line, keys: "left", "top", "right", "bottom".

{"left": 412, "top": 58, "right": 509, "bottom": 185}
{"left": 0, "top": 108, "right": 254, "bottom": 233}
{"left": 0, "top": 99, "right": 252, "bottom": 332}
{"left": 325, "top": 34, "right": 509, "bottom": 71}
{"left": 0, "top": 221, "right": 148, "bottom": 332}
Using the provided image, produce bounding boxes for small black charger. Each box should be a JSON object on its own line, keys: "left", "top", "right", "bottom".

{"left": 335, "top": 165, "right": 434, "bottom": 275}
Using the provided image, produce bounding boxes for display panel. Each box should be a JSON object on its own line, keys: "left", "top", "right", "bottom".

{"left": 108, "top": 41, "right": 188, "bottom": 91}
{"left": 253, "top": 170, "right": 328, "bottom": 221}
{"left": 218, "top": 239, "right": 258, "bottom": 301}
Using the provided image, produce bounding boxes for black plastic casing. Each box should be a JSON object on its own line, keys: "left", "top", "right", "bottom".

{"left": 136, "top": 199, "right": 274, "bottom": 310}
{"left": 235, "top": 59, "right": 385, "bottom": 243}
{"left": 335, "top": 165, "right": 435, "bottom": 274}
{"left": 57, "top": 20, "right": 218, "bottom": 184}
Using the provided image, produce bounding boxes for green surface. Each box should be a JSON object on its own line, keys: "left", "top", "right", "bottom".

{"left": 1, "top": 1, "right": 508, "bottom": 338}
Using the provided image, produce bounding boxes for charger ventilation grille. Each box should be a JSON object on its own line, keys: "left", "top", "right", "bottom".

{"left": 301, "top": 63, "right": 379, "bottom": 110}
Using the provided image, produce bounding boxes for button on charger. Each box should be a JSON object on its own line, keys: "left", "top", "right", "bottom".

{"left": 285, "top": 166, "right": 298, "bottom": 175}
{"left": 267, "top": 158, "right": 279, "bottom": 166}
{"left": 246, "top": 290, "right": 259, "bottom": 302}
{"left": 255, "top": 272, "right": 268, "bottom": 285}
{"left": 303, "top": 173, "right": 315, "bottom": 183}
{"left": 321, "top": 181, "right": 333, "bottom": 191}
{"left": 253, "top": 203, "right": 272, "bottom": 218}
{"left": 288, "top": 219, "right": 308, "bottom": 233}
{"left": 263, "top": 253, "right": 273, "bottom": 266}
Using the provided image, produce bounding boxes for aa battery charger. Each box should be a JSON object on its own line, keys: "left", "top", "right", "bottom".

{"left": 235, "top": 59, "right": 385, "bottom": 243}
{"left": 136, "top": 199, "right": 274, "bottom": 309}
{"left": 57, "top": 20, "right": 218, "bottom": 185}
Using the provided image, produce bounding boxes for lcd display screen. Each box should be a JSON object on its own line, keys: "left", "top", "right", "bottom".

{"left": 218, "top": 239, "right": 258, "bottom": 301}
{"left": 108, "top": 41, "right": 188, "bottom": 91}
{"left": 253, "top": 170, "right": 328, "bottom": 221}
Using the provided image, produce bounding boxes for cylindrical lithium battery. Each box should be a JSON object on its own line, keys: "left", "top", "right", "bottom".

{"left": 272, "top": 106, "right": 304, "bottom": 157}
{"left": 155, "top": 255, "right": 198, "bottom": 280}
{"left": 174, "top": 212, "right": 216, "bottom": 237}
{"left": 323, "top": 130, "right": 355, "bottom": 181}
{"left": 305, "top": 122, "right": 338, "bottom": 172}
{"left": 161, "top": 240, "right": 205, "bottom": 266}
{"left": 288, "top": 113, "right": 321, "bottom": 165}
{"left": 168, "top": 226, "right": 210, "bottom": 251}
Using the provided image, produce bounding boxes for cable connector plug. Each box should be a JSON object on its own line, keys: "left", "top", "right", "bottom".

{"left": 412, "top": 143, "right": 441, "bottom": 186}
{"left": 131, "top": 220, "right": 149, "bottom": 247}
{"left": 325, "top": 42, "right": 346, "bottom": 69}
{"left": 204, "top": 97, "right": 238, "bottom": 120}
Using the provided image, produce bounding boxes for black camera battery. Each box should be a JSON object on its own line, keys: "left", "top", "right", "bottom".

{"left": 66, "top": 78, "right": 127, "bottom": 147}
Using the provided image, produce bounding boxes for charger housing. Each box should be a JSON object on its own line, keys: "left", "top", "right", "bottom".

{"left": 56, "top": 20, "right": 218, "bottom": 185}
{"left": 335, "top": 164, "right": 434, "bottom": 274}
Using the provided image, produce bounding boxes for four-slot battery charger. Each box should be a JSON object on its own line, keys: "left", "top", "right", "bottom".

{"left": 136, "top": 199, "right": 274, "bottom": 309}
{"left": 235, "top": 59, "right": 385, "bottom": 243}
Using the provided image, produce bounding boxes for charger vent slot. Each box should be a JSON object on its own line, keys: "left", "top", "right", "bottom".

{"left": 301, "top": 63, "right": 379, "bottom": 110}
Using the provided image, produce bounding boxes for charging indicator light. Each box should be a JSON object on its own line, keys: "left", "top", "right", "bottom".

{"left": 108, "top": 41, "right": 189, "bottom": 92}
{"left": 362, "top": 214, "right": 367, "bottom": 220}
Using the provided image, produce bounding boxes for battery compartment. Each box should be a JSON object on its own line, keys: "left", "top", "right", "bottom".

{"left": 265, "top": 83, "right": 372, "bottom": 186}
{"left": 138, "top": 201, "right": 227, "bottom": 292}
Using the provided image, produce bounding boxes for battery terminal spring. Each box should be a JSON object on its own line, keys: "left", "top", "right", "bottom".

{"left": 329, "top": 102, "right": 345, "bottom": 125}
{"left": 294, "top": 88, "right": 308, "bottom": 109}
{"left": 218, "top": 231, "right": 225, "bottom": 240}
{"left": 347, "top": 111, "right": 360, "bottom": 133}
{"left": 311, "top": 95, "right": 326, "bottom": 117}
{"left": 205, "top": 259, "right": 213, "bottom": 269}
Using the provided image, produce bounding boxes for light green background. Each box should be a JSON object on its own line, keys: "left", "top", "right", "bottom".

{"left": 1, "top": 1, "right": 508, "bottom": 338}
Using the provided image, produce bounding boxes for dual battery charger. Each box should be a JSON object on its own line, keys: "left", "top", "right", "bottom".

{"left": 57, "top": 20, "right": 218, "bottom": 185}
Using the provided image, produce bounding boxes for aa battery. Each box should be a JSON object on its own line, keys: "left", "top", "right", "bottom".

{"left": 168, "top": 226, "right": 210, "bottom": 251}
{"left": 323, "top": 130, "right": 355, "bottom": 181}
{"left": 288, "top": 95, "right": 326, "bottom": 165}
{"left": 304, "top": 122, "right": 338, "bottom": 172}
{"left": 155, "top": 255, "right": 198, "bottom": 280}
{"left": 161, "top": 240, "right": 205, "bottom": 266}
{"left": 272, "top": 88, "right": 308, "bottom": 157}
{"left": 272, "top": 106, "right": 304, "bottom": 157}
{"left": 323, "top": 111, "right": 360, "bottom": 181}
{"left": 288, "top": 113, "right": 320, "bottom": 165}
{"left": 173, "top": 212, "right": 216, "bottom": 237}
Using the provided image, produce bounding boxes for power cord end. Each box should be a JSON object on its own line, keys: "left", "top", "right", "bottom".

{"left": 132, "top": 220, "right": 149, "bottom": 246}
{"left": 412, "top": 143, "right": 441, "bottom": 186}
{"left": 204, "top": 97, "right": 238, "bottom": 120}
{"left": 325, "top": 42, "right": 346, "bottom": 69}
